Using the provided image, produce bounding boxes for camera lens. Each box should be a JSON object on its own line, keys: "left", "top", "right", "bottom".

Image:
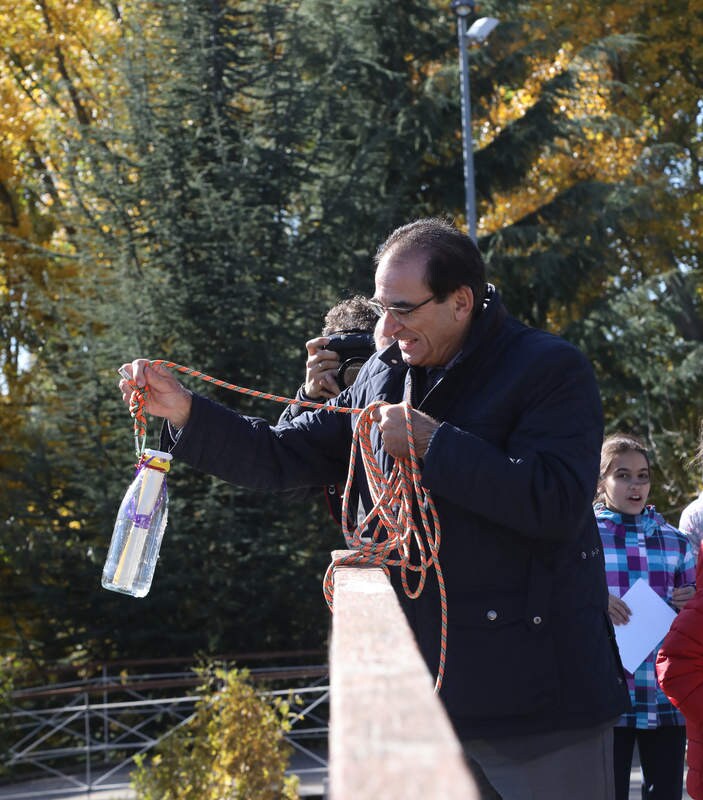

{"left": 337, "top": 358, "right": 366, "bottom": 389}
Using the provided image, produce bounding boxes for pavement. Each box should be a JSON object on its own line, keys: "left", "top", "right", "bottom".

{"left": 0, "top": 754, "right": 326, "bottom": 800}
{"left": 0, "top": 765, "right": 135, "bottom": 800}
{"left": 0, "top": 758, "right": 690, "bottom": 799}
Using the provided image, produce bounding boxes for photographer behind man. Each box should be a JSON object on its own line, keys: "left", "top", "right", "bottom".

{"left": 279, "top": 295, "right": 386, "bottom": 425}
{"left": 120, "top": 217, "right": 628, "bottom": 800}
{"left": 278, "top": 295, "right": 388, "bottom": 525}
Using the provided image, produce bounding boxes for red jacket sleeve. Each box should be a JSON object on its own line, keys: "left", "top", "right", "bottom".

{"left": 656, "top": 559, "right": 703, "bottom": 722}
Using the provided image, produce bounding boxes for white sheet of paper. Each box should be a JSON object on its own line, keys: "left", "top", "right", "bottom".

{"left": 613, "top": 577, "right": 677, "bottom": 674}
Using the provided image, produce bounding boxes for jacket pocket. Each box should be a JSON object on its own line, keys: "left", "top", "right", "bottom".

{"left": 441, "top": 592, "right": 559, "bottom": 718}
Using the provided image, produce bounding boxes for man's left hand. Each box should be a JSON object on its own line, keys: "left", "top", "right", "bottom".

{"left": 372, "top": 403, "right": 439, "bottom": 460}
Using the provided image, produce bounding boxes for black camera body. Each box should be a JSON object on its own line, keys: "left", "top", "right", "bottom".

{"left": 324, "top": 332, "right": 375, "bottom": 389}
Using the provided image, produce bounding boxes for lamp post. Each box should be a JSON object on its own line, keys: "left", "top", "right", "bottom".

{"left": 451, "top": 1, "right": 498, "bottom": 243}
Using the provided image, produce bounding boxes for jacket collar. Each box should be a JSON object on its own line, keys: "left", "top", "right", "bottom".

{"left": 457, "top": 283, "right": 507, "bottom": 364}
{"left": 594, "top": 504, "right": 665, "bottom": 538}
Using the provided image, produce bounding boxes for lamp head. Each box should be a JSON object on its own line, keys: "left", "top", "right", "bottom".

{"left": 451, "top": 0, "right": 474, "bottom": 18}
{"left": 466, "top": 16, "right": 499, "bottom": 43}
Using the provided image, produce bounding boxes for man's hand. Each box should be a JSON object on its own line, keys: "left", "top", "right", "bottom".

{"left": 372, "top": 403, "right": 439, "bottom": 460}
{"left": 304, "top": 336, "right": 341, "bottom": 400}
{"left": 118, "top": 359, "right": 193, "bottom": 429}
{"left": 607, "top": 594, "right": 632, "bottom": 626}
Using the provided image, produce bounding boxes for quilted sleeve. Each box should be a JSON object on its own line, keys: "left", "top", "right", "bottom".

{"left": 657, "top": 590, "right": 703, "bottom": 722}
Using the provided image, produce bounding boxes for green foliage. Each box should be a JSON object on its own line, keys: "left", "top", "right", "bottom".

{"left": 570, "top": 267, "right": 703, "bottom": 515}
{"left": 0, "top": 654, "right": 28, "bottom": 776}
{"left": 131, "top": 665, "right": 299, "bottom": 800}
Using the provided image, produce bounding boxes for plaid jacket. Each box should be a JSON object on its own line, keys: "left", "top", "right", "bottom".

{"left": 596, "top": 504, "right": 696, "bottom": 728}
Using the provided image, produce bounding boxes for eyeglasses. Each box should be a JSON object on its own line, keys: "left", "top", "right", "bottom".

{"left": 368, "top": 295, "right": 435, "bottom": 323}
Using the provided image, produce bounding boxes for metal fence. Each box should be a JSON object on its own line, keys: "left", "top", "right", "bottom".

{"left": 0, "top": 656, "right": 329, "bottom": 799}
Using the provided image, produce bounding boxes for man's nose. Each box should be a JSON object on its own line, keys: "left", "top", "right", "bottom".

{"left": 380, "top": 311, "right": 403, "bottom": 338}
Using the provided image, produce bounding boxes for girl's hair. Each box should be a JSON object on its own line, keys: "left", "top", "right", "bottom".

{"left": 689, "top": 419, "right": 703, "bottom": 475}
{"left": 595, "top": 433, "right": 650, "bottom": 504}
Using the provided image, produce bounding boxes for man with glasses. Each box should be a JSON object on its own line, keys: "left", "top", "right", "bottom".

{"left": 119, "top": 217, "right": 628, "bottom": 800}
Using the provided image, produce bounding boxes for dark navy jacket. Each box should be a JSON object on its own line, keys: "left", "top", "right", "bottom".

{"left": 163, "top": 286, "right": 629, "bottom": 739}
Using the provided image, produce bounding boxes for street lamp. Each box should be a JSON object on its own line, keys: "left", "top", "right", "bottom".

{"left": 451, "top": 1, "right": 499, "bottom": 243}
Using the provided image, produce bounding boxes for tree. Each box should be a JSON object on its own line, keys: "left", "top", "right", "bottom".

{"left": 459, "top": 0, "right": 702, "bottom": 510}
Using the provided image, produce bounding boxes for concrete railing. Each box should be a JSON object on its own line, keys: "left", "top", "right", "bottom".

{"left": 328, "top": 551, "right": 479, "bottom": 800}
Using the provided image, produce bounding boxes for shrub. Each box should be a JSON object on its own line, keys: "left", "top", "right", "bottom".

{"left": 132, "top": 665, "right": 299, "bottom": 800}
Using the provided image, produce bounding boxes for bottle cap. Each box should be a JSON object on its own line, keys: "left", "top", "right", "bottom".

{"left": 142, "top": 448, "right": 173, "bottom": 472}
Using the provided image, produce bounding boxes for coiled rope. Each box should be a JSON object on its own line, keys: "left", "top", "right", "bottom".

{"left": 123, "top": 359, "right": 447, "bottom": 692}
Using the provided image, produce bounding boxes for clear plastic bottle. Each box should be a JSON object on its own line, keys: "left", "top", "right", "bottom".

{"left": 102, "top": 449, "right": 172, "bottom": 597}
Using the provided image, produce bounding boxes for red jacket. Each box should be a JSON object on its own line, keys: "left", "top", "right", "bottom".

{"left": 656, "top": 555, "right": 703, "bottom": 799}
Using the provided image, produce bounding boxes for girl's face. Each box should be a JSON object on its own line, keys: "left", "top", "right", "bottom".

{"left": 599, "top": 450, "right": 651, "bottom": 515}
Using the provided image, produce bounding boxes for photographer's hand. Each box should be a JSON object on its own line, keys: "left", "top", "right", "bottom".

{"left": 304, "top": 336, "right": 341, "bottom": 399}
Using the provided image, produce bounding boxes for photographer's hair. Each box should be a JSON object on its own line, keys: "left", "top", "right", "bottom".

{"left": 595, "top": 433, "right": 650, "bottom": 504}
{"left": 321, "top": 295, "right": 377, "bottom": 337}
{"left": 374, "top": 217, "right": 486, "bottom": 316}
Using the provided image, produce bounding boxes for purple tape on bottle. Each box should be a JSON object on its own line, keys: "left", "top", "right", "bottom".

{"left": 125, "top": 478, "right": 167, "bottom": 527}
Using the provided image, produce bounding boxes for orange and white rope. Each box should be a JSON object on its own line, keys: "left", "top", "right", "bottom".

{"left": 122, "top": 359, "right": 447, "bottom": 691}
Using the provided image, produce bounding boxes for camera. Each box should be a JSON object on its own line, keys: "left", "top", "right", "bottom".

{"left": 324, "top": 331, "right": 375, "bottom": 389}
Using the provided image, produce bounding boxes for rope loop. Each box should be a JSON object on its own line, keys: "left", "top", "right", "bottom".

{"left": 121, "top": 359, "right": 447, "bottom": 691}
{"left": 323, "top": 399, "right": 446, "bottom": 691}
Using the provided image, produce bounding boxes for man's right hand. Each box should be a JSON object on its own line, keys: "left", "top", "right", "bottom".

{"left": 119, "top": 359, "right": 193, "bottom": 430}
{"left": 304, "top": 337, "right": 341, "bottom": 399}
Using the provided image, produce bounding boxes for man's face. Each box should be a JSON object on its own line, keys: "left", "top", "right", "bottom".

{"left": 373, "top": 249, "right": 473, "bottom": 367}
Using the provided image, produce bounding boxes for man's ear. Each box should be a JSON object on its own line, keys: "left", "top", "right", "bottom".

{"left": 453, "top": 285, "right": 474, "bottom": 321}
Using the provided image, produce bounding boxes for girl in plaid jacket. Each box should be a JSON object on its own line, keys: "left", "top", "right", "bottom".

{"left": 595, "top": 433, "right": 696, "bottom": 800}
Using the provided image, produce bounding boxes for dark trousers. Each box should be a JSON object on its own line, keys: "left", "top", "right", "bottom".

{"left": 465, "top": 756, "right": 502, "bottom": 800}
{"left": 463, "top": 726, "right": 615, "bottom": 800}
{"left": 613, "top": 726, "right": 686, "bottom": 800}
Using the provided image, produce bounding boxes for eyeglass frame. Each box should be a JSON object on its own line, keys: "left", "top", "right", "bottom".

{"left": 367, "top": 294, "right": 436, "bottom": 323}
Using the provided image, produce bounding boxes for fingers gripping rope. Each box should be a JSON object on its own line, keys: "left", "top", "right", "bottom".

{"left": 122, "top": 359, "right": 447, "bottom": 692}
{"left": 322, "top": 401, "right": 447, "bottom": 693}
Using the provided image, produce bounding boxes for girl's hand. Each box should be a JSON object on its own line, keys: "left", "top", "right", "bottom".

{"left": 672, "top": 584, "right": 695, "bottom": 611}
{"left": 608, "top": 594, "right": 632, "bottom": 626}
